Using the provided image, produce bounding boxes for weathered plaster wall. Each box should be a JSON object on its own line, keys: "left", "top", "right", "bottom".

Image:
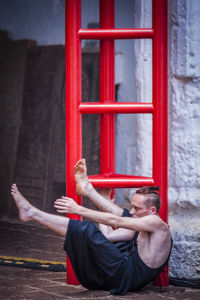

{"left": 168, "top": 0, "right": 200, "bottom": 278}
{"left": 134, "top": 0, "right": 200, "bottom": 278}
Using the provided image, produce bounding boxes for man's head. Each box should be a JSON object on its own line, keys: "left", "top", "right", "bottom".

{"left": 130, "top": 186, "right": 161, "bottom": 218}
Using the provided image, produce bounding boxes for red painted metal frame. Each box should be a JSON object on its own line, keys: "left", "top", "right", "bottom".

{"left": 65, "top": 0, "right": 168, "bottom": 287}
{"left": 88, "top": 174, "right": 154, "bottom": 188}
{"left": 152, "top": 0, "right": 168, "bottom": 287}
{"left": 79, "top": 28, "right": 153, "bottom": 39}
{"left": 99, "top": 0, "right": 115, "bottom": 175}
{"left": 79, "top": 103, "right": 154, "bottom": 114}
{"left": 153, "top": 0, "right": 168, "bottom": 223}
{"left": 65, "top": 0, "right": 82, "bottom": 285}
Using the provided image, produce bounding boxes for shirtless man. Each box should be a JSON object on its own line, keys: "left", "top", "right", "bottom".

{"left": 11, "top": 158, "right": 172, "bottom": 295}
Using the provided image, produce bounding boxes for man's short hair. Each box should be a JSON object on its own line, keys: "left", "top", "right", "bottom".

{"left": 135, "top": 186, "right": 161, "bottom": 213}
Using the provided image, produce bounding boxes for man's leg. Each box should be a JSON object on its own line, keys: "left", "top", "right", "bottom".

{"left": 74, "top": 159, "right": 123, "bottom": 216}
{"left": 11, "top": 184, "right": 69, "bottom": 237}
{"left": 98, "top": 189, "right": 114, "bottom": 238}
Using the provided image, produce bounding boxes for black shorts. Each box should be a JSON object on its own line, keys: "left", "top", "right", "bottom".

{"left": 64, "top": 209, "right": 172, "bottom": 295}
{"left": 64, "top": 210, "right": 132, "bottom": 294}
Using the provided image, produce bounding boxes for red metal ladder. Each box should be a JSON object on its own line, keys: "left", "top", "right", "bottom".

{"left": 65, "top": 0, "right": 168, "bottom": 286}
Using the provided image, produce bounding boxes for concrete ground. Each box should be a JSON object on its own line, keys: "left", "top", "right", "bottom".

{"left": 0, "top": 219, "right": 199, "bottom": 300}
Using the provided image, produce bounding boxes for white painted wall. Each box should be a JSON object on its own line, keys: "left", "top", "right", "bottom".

{"left": 168, "top": 0, "right": 200, "bottom": 278}
{"left": 134, "top": 0, "right": 200, "bottom": 279}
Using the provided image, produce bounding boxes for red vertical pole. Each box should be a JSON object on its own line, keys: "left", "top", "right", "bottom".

{"left": 99, "top": 0, "right": 115, "bottom": 174}
{"left": 153, "top": 0, "right": 168, "bottom": 223}
{"left": 65, "top": 0, "right": 81, "bottom": 285}
{"left": 153, "top": 0, "right": 168, "bottom": 286}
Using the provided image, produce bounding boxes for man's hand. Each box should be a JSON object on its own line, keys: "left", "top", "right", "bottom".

{"left": 54, "top": 197, "right": 80, "bottom": 214}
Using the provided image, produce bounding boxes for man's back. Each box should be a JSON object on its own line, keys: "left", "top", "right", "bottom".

{"left": 134, "top": 216, "right": 171, "bottom": 268}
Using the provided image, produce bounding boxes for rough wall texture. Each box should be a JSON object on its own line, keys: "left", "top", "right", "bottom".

{"left": 134, "top": 0, "right": 200, "bottom": 279}
{"left": 168, "top": 0, "right": 200, "bottom": 278}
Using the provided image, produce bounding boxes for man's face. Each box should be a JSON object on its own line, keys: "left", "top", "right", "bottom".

{"left": 130, "top": 193, "right": 152, "bottom": 218}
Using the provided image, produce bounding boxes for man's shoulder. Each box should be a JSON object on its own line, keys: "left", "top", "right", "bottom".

{"left": 143, "top": 215, "right": 169, "bottom": 232}
{"left": 144, "top": 214, "right": 167, "bottom": 223}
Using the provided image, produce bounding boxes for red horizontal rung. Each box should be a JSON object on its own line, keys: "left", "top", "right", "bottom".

{"left": 79, "top": 103, "right": 153, "bottom": 114}
{"left": 79, "top": 28, "right": 153, "bottom": 40}
{"left": 88, "top": 174, "right": 154, "bottom": 188}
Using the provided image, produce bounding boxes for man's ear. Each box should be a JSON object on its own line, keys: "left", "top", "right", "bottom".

{"left": 150, "top": 206, "right": 157, "bottom": 215}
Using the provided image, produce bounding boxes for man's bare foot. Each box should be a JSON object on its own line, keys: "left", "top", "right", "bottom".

{"left": 11, "top": 184, "right": 35, "bottom": 222}
{"left": 74, "top": 159, "right": 93, "bottom": 196}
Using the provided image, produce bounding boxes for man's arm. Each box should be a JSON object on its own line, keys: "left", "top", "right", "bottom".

{"left": 54, "top": 197, "right": 164, "bottom": 233}
{"left": 74, "top": 159, "right": 123, "bottom": 216}
{"left": 99, "top": 225, "right": 135, "bottom": 242}
{"left": 107, "top": 228, "right": 135, "bottom": 242}
{"left": 85, "top": 187, "right": 123, "bottom": 216}
{"left": 99, "top": 223, "right": 113, "bottom": 239}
